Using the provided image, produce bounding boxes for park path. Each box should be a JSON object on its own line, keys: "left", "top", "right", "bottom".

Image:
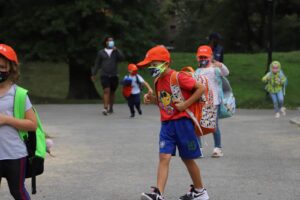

{"left": 1, "top": 104, "right": 300, "bottom": 200}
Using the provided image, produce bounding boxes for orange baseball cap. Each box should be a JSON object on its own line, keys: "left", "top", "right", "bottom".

{"left": 0, "top": 44, "right": 19, "bottom": 64}
{"left": 128, "top": 63, "right": 138, "bottom": 71}
{"left": 196, "top": 45, "right": 213, "bottom": 58}
{"left": 137, "top": 45, "right": 170, "bottom": 67}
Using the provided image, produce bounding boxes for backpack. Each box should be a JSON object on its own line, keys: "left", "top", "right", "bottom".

{"left": 14, "top": 86, "right": 47, "bottom": 194}
{"left": 121, "top": 76, "right": 132, "bottom": 98}
{"left": 215, "top": 70, "right": 236, "bottom": 119}
{"left": 170, "top": 67, "right": 217, "bottom": 136}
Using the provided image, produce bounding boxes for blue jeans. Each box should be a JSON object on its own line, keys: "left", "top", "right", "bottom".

{"left": 270, "top": 91, "right": 284, "bottom": 113}
{"left": 199, "top": 105, "right": 222, "bottom": 148}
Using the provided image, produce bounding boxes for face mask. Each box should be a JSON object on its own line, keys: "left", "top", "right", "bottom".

{"left": 107, "top": 41, "right": 114, "bottom": 49}
{"left": 199, "top": 59, "right": 210, "bottom": 68}
{"left": 131, "top": 71, "right": 138, "bottom": 76}
{"left": 0, "top": 71, "right": 9, "bottom": 83}
{"left": 148, "top": 62, "right": 167, "bottom": 77}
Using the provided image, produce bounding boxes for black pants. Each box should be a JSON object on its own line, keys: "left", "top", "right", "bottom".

{"left": 127, "top": 93, "right": 141, "bottom": 115}
{"left": 0, "top": 157, "right": 30, "bottom": 200}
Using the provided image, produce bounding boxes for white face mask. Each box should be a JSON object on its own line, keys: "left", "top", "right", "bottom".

{"left": 107, "top": 41, "right": 115, "bottom": 49}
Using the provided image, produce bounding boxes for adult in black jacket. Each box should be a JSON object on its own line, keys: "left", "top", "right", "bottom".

{"left": 91, "top": 37, "right": 124, "bottom": 115}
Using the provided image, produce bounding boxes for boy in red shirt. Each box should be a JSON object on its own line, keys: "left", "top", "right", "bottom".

{"left": 137, "top": 46, "right": 209, "bottom": 200}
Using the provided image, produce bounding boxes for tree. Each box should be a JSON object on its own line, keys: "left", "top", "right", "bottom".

{"left": 0, "top": 0, "right": 164, "bottom": 99}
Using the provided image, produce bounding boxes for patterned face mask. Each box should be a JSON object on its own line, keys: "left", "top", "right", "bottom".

{"left": 199, "top": 59, "right": 210, "bottom": 68}
{"left": 148, "top": 62, "right": 167, "bottom": 77}
{"left": 0, "top": 71, "right": 9, "bottom": 83}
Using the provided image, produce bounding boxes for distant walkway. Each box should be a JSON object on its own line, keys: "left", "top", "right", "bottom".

{"left": 1, "top": 105, "right": 300, "bottom": 200}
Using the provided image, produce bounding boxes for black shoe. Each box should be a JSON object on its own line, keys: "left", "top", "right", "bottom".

{"left": 141, "top": 187, "right": 164, "bottom": 200}
{"left": 130, "top": 113, "right": 135, "bottom": 118}
{"left": 138, "top": 109, "right": 142, "bottom": 115}
{"left": 108, "top": 108, "right": 113, "bottom": 114}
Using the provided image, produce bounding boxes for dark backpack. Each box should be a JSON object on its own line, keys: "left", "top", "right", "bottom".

{"left": 14, "top": 86, "right": 47, "bottom": 194}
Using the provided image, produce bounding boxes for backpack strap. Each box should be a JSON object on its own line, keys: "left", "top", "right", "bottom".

{"left": 14, "top": 86, "right": 28, "bottom": 140}
{"left": 170, "top": 71, "right": 204, "bottom": 136}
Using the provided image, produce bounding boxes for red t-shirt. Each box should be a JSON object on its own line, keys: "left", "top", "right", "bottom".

{"left": 155, "top": 69, "right": 196, "bottom": 121}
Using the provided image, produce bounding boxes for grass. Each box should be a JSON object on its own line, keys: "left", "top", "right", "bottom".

{"left": 19, "top": 51, "right": 300, "bottom": 108}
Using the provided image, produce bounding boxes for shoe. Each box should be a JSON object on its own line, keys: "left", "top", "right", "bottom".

{"left": 141, "top": 187, "right": 164, "bottom": 200}
{"left": 102, "top": 109, "right": 108, "bottom": 116}
{"left": 198, "top": 148, "right": 204, "bottom": 158}
{"left": 108, "top": 108, "right": 114, "bottom": 114}
{"left": 211, "top": 147, "right": 223, "bottom": 158}
{"left": 275, "top": 112, "right": 280, "bottom": 118}
{"left": 179, "top": 185, "right": 209, "bottom": 200}
{"left": 130, "top": 113, "right": 135, "bottom": 118}
{"left": 138, "top": 109, "right": 142, "bottom": 115}
{"left": 280, "top": 107, "right": 286, "bottom": 116}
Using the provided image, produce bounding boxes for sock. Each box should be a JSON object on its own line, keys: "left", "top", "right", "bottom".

{"left": 195, "top": 188, "right": 205, "bottom": 193}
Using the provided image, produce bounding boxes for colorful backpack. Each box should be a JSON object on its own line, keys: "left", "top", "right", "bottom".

{"left": 170, "top": 67, "right": 217, "bottom": 136}
{"left": 215, "top": 70, "right": 236, "bottom": 119}
{"left": 14, "top": 86, "right": 47, "bottom": 194}
{"left": 121, "top": 76, "right": 132, "bottom": 98}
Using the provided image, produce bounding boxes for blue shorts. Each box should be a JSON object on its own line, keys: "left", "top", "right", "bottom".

{"left": 159, "top": 118, "right": 202, "bottom": 159}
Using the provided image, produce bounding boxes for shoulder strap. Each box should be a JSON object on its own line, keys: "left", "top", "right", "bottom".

{"left": 14, "top": 86, "right": 28, "bottom": 140}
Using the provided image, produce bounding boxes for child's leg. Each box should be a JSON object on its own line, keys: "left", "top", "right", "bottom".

{"left": 6, "top": 158, "right": 31, "bottom": 200}
{"left": 127, "top": 95, "right": 135, "bottom": 116}
{"left": 134, "top": 94, "right": 142, "bottom": 114}
{"left": 213, "top": 105, "right": 221, "bottom": 148}
{"left": 157, "top": 153, "right": 172, "bottom": 194}
{"left": 277, "top": 90, "right": 284, "bottom": 109}
{"left": 182, "top": 159, "right": 204, "bottom": 189}
{"left": 269, "top": 93, "right": 279, "bottom": 113}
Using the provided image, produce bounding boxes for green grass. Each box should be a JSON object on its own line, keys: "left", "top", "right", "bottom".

{"left": 19, "top": 51, "right": 300, "bottom": 108}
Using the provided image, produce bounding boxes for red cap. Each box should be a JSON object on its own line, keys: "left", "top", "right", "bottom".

{"left": 128, "top": 63, "right": 138, "bottom": 71}
{"left": 0, "top": 44, "right": 19, "bottom": 64}
{"left": 137, "top": 45, "right": 170, "bottom": 67}
{"left": 197, "top": 45, "right": 213, "bottom": 58}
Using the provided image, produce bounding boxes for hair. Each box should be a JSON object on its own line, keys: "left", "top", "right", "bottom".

{"left": 0, "top": 55, "right": 20, "bottom": 83}
{"left": 102, "top": 36, "right": 114, "bottom": 47}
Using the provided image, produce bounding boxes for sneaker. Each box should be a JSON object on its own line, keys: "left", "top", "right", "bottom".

{"left": 130, "top": 113, "right": 135, "bottom": 118}
{"left": 102, "top": 108, "right": 108, "bottom": 116}
{"left": 179, "top": 185, "right": 209, "bottom": 200}
{"left": 275, "top": 112, "right": 280, "bottom": 119}
{"left": 198, "top": 148, "right": 204, "bottom": 158}
{"left": 211, "top": 147, "right": 223, "bottom": 158}
{"left": 141, "top": 187, "right": 164, "bottom": 200}
{"left": 280, "top": 107, "right": 286, "bottom": 116}
{"left": 138, "top": 109, "right": 142, "bottom": 115}
{"left": 108, "top": 108, "right": 114, "bottom": 114}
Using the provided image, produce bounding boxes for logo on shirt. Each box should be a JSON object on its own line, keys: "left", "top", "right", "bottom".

{"left": 158, "top": 90, "right": 174, "bottom": 115}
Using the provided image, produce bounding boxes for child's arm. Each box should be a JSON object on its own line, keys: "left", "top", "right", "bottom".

{"left": 142, "top": 80, "right": 154, "bottom": 94}
{"left": 143, "top": 92, "right": 157, "bottom": 104}
{"left": 213, "top": 61, "right": 229, "bottom": 76}
{"left": 174, "top": 82, "right": 205, "bottom": 112}
{"left": 262, "top": 73, "right": 270, "bottom": 82}
{"left": 0, "top": 108, "right": 37, "bottom": 131}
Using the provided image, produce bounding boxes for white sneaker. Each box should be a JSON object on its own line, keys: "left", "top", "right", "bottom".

{"left": 102, "top": 108, "right": 108, "bottom": 116}
{"left": 179, "top": 185, "right": 209, "bottom": 200}
{"left": 280, "top": 107, "right": 286, "bottom": 116}
{"left": 212, "top": 147, "right": 223, "bottom": 158}
{"left": 275, "top": 112, "right": 280, "bottom": 118}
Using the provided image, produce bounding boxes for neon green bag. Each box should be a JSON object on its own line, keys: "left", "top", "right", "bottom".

{"left": 14, "top": 86, "right": 46, "bottom": 194}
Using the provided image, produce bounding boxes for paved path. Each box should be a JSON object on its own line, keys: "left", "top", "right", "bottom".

{"left": 1, "top": 105, "right": 300, "bottom": 200}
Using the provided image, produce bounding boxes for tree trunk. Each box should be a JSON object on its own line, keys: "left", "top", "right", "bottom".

{"left": 67, "top": 57, "right": 101, "bottom": 99}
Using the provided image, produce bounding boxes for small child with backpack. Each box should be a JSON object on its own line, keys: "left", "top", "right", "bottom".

{"left": 138, "top": 46, "right": 209, "bottom": 200}
{"left": 0, "top": 44, "right": 35, "bottom": 200}
{"left": 121, "top": 63, "right": 153, "bottom": 118}
{"left": 194, "top": 45, "right": 230, "bottom": 158}
{"left": 262, "top": 61, "right": 287, "bottom": 118}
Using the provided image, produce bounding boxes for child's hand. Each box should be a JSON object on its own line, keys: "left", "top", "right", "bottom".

{"left": 0, "top": 113, "right": 9, "bottom": 125}
{"left": 144, "top": 93, "right": 152, "bottom": 104}
{"left": 214, "top": 61, "right": 223, "bottom": 68}
{"left": 173, "top": 99, "right": 186, "bottom": 112}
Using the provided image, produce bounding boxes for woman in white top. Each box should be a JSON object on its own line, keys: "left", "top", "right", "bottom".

{"left": 194, "top": 45, "right": 229, "bottom": 158}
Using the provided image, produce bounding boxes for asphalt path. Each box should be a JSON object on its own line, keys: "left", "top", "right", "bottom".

{"left": 1, "top": 104, "right": 300, "bottom": 200}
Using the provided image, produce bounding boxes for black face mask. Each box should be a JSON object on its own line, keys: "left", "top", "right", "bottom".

{"left": 199, "top": 60, "right": 210, "bottom": 68}
{"left": 0, "top": 71, "right": 9, "bottom": 83}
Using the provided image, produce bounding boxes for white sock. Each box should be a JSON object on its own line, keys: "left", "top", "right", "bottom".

{"left": 195, "top": 188, "right": 205, "bottom": 193}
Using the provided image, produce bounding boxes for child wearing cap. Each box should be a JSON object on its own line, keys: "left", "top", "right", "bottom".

{"left": 138, "top": 45, "right": 209, "bottom": 200}
{"left": 194, "top": 45, "right": 229, "bottom": 158}
{"left": 121, "top": 63, "right": 153, "bottom": 118}
{"left": 262, "top": 61, "right": 287, "bottom": 118}
{"left": 0, "top": 44, "right": 36, "bottom": 200}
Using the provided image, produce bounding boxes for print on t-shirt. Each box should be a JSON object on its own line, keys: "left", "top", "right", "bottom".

{"left": 158, "top": 90, "right": 174, "bottom": 115}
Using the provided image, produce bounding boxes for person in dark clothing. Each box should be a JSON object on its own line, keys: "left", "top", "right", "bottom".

{"left": 208, "top": 32, "right": 224, "bottom": 62}
{"left": 91, "top": 37, "right": 124, "bottom": 115}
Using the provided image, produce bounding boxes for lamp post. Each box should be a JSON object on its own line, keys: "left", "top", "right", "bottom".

{"left": 266, "top": 0, "right": 274, "bottom": 73}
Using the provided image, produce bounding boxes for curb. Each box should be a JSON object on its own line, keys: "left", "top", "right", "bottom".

{"left": 290, "top": 117, "right": 300, "bottom": 126}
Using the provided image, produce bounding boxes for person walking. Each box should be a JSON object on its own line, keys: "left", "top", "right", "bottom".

{"left": 0, "top": 44, "right": 37, "bottom": 200}
{"left": 262, "top": 61, "right": 287, "bottom": 118}
{"left": 121, "top": 63, "right": 153, "bottom": 118}
{"left": 208, "top": 32, "right": 224, "bottom": 62}
{"left": 194, "top": 45, "right": 229, "bottom": 158}
{"left": 91, "top": 36, "right": 124, "bottom": 115}
{"left": 138, "top": 46, "right": 209, "bottom": 200}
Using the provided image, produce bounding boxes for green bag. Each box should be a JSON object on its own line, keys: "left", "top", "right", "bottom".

{"left": 14, "top": 86, "right": 46, "bottom": 194}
